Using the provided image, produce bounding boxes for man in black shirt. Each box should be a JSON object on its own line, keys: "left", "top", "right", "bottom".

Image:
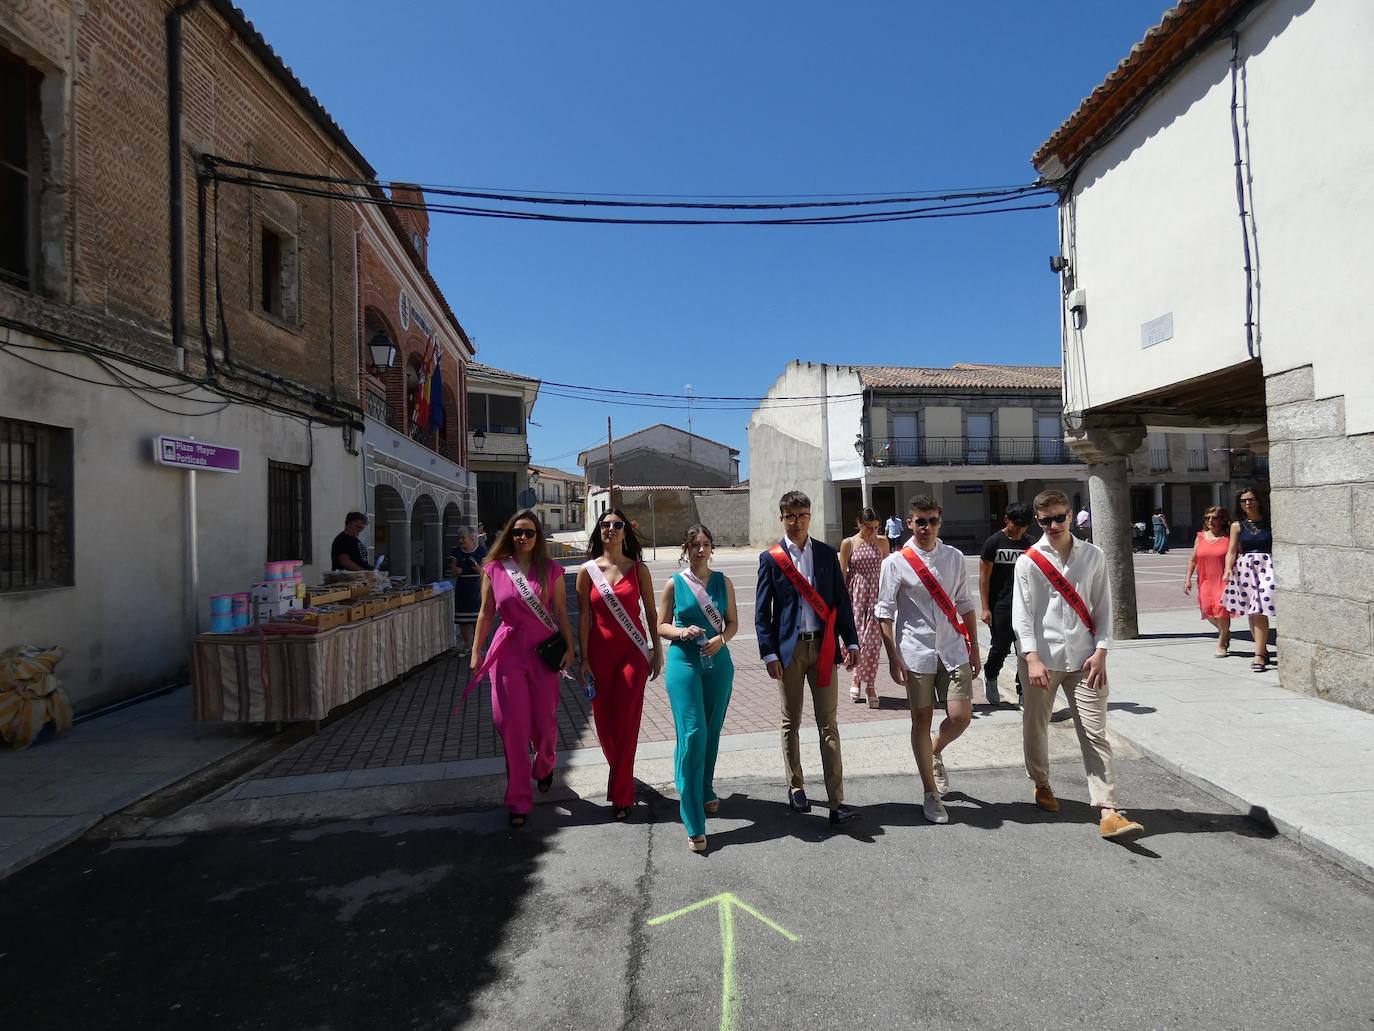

{"left": 332, "top": 512, "right": 370, "bottom": 571}
{"left": 978, "top": 502, "right": 1033, "bottom": 706}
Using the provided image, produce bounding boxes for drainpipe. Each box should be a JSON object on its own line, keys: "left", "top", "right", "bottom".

{"left": 166, "top": 0, "right": 204, "bottom": 372}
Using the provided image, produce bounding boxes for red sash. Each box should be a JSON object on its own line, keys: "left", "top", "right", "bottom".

{"left": 768, "top": 543, "right": 839, "bottom": 687}
{"left": 1026, "top": 548, "right": 1097, "bottom": 637}
{"left": 899, "top": 545, "right": 973, "bottom": 659}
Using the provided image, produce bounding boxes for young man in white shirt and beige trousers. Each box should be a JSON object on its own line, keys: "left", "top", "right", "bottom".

{"left": 1013, "top": 489, "right": 1144, "bottom": 840}
{"left": 876, "top": 495, "right": 981, "bottom": 824}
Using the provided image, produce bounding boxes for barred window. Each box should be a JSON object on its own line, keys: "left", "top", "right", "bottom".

{"left": 0, "top": 49, "right": 40, "bottom": 289}
{"left": 0, "top": 418, "right": 73, "bottom": 590}
{"left": 267, "top": 461, "right": 311, "bottom": 563}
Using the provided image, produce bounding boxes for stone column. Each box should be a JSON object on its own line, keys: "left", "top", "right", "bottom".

{"left": 1066, "top": 422, "right": 1148, "bottom": 641}
{"left": 929, "top": 481, "right": 946, "bottom": 510}
{"left": 1212, "top": 482, "right": 1224, "bottom": 509}
{"left": 1153, "top": 482, "right": 1166, "bottom": 509}
{"left": 1006, "top": 479, "right": 1021, "bottom": 503}
{"left": 861, "top": 471, "right": 873, "bottom": 510}
{"left": 422, "top": 518, "right": 444, "bottom": 583}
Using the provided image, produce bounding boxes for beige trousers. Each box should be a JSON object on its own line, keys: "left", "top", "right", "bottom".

{"left": 1019, "top": 659, "right": 1120, "bottom": 809}
{"left": 779, "top": 637, "right": 844, "bottom": 805}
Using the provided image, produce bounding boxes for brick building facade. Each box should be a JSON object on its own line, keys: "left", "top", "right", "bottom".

{"left": 0, "top": 0, "right": 472, "bottom": 708}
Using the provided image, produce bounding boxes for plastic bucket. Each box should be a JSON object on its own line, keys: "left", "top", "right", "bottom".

{"left": 209, "top": 594, "right": 235, "bottom": 633}
{"left": 231, "top": 593, "right": 251, "bottom": 629}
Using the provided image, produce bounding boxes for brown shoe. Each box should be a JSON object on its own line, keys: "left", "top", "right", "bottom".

{"left": 1034, "top": 784, "right": 1059, "bottom": 812}
{"left": 1100, "top": 810, "right": 1145, "bottom": 840}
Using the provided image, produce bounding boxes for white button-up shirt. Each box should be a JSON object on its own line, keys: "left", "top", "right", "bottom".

{"left": 874, "top": 541, "right": 974, "bottom": 674}
{"left": 1012, "top": 535, "right": 1112, "bottom": 671}
{"left": 783, "top": 537, "right": 822, "bottom": 633}
{"left": 885, "top": 516, "right": 903, "bottom": 538}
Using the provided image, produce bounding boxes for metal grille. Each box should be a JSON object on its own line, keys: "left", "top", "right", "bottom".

{"left": 1, "top": 418, "right": 69, "bottom": 590}
{"left": 267, "top": 461, "right": 311, "bottom": 563}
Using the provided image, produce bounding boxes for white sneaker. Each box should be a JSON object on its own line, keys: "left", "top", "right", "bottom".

{"left": 923, "top": 791, "right": 949, "bottom": 824}
{"left": 931, "top": 750, "right": 949, "bottom": 796}
{"left": 984, "top": 677, "right": 1001, "bottom": 706}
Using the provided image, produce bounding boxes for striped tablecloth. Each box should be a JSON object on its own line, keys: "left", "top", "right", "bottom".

{"left": 192, "top": 594, "right": 455, "bottom": 723}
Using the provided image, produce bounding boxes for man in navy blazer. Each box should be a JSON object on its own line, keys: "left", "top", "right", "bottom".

{"left": 756, "top": 490, "right": 861, "bottom": 825}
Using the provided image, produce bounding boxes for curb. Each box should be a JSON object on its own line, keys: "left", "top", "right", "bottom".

{"left": 1109, "top": 727, "right": 1374, "bottom": 887}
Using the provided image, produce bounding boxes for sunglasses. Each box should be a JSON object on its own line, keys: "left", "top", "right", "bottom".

{"left": 911, "top": 516, "right": 941, "bottom": 528}
{"left": 601, "top": 520, "right": 625, "bottom": 532}
{"left": 511, "top": 528, "right": 537, "bottom": 540}
{"left": 1037, "top": 512, "right": 1069, "bottom": 527}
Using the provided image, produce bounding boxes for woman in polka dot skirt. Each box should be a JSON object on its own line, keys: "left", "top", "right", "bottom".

{"left": 840, "top": 507, "right": 888, "bottom": 707}
{"left": 1223, "top": 488, "right": 1277, "bottom": 672}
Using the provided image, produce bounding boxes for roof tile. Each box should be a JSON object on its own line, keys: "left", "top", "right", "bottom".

{"left": 856, "top": 363, "right": 1060, "bottom": 390}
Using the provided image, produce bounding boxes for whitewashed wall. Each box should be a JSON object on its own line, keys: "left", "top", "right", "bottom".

{"left": 1062, "top": 0, "right": 1374, "bottom": 434}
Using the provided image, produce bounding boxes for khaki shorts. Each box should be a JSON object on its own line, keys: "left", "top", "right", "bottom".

{"left": 905, "top": 663, "right": 973, "bottom": 709}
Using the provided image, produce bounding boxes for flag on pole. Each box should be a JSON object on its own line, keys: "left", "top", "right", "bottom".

{"left": 429, "top": 349, "right": 445, "bottom": 432}
{"left": 411, "top": 334, "right": 439, "bottom": 430}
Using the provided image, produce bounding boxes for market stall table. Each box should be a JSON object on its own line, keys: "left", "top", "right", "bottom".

{"left": 192, "top": 593, "right": 454, "bottom": 723}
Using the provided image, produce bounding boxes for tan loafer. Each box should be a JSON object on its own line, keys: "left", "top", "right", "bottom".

{"left": 1034, "top": 784, "right": 1060, "bottom": 812}
{"left": 1100, "top": 810, "right": 1144, "bottom": 840}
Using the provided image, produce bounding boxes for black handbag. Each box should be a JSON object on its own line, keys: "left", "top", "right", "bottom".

{"left": 535, "top": 631, "right": 568, "bottom": 672}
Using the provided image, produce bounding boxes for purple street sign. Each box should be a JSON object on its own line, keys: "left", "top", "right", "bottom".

{"left": 154, "top": 435, "right": 241, "bottom": 473}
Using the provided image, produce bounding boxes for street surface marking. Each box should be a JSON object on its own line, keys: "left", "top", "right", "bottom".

{"left": 648, "top": 892, "right": 798, "bottom": 1031}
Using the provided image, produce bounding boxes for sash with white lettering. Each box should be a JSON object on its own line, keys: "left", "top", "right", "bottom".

{"left": 677, "top": 571, "right": 725, "bottom": 635}
{"left": 900, "top": 544, "right": 973, "bottom": 660}
{"left": 466, "top": 560, "right": 557, "bottom": 698}
{"left": 1025, "top": 548, "right": 1097, "bottom": 638}
{"left": 767, "top": 542, "right": 839, "bottom": 687}
{"left": 584, "top": 560, "right": 653, "bottom": 659}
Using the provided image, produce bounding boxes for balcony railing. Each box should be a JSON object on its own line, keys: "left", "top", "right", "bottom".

{"left": 862, "top": 436, "right": 1075, "bottom": 467}
{"left": 366, "top": 390, "right": 393, "bottom": 425}
{"left": 1186, "top": 448, "right": 1208, "bottom": 472}
{"left": 1149, "top": 448, "right": 1171, "bottom": 472}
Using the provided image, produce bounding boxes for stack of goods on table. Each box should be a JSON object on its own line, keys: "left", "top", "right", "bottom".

{"left": 201, "top": 566, "right": 442, "bottom": 636}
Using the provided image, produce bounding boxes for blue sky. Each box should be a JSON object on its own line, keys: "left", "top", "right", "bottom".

{"left": 236, "top": 1, "right": 1167, "bottom": 477}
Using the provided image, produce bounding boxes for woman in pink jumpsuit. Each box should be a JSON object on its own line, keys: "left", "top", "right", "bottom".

{"left": 578, "top": 508, "right": 663, "bottom": 819}
{"left": 471, "top": 511, "right": 575, "bottom": 827}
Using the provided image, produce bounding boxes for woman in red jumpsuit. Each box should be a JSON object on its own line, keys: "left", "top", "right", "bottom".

{"left": 578, "top": 508, "right": 662, "bottom": 819}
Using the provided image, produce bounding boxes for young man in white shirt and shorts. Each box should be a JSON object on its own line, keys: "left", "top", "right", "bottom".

{"left": 876, "top": 495, "right": 981, "bottom": 824}
{"left": 1013, "top": 489, "right": 1144, "bottom": 840}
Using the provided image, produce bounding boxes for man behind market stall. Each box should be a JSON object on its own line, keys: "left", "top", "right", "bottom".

{"left": 332, "top": 512, "right": 370, "bottom": 571}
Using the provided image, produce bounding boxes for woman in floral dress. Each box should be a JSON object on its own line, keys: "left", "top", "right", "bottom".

{"left": 840, "top": 507, "right": 889, "bottom": 707}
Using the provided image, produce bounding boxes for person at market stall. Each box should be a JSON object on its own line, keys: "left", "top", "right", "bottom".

{"left": 331, "top": 512, "right": 370, "bottom": 571}
{"left": 447, "top": 527, "right": 486, "bottom": 657}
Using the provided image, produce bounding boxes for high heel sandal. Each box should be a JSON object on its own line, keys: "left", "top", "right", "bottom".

{"left": 537, "top": 772, "right": 554, "bottom": 794}
{"left": 688, "top": 835, "right": 708, "bottom": 853}
{"left": 704, "top": 799, "right": 721, "bottom": 815}
{"left": 866, "top": 691, "right": 880, "bottom": 709}
{"left": 850, "top": 686, "right": 863, "bottom": 703}
{"left": 614, "top": 806, "right": 631, "bottom": 821}
{"left": 509, "top": 811, "right": 526, "bottom": 828}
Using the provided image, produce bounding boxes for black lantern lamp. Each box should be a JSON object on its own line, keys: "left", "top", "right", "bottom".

{"left": 367, "top": 329, "right": 397, "bottom": 375}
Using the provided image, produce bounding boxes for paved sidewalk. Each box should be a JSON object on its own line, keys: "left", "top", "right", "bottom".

{"left": 0, "top": 688, "right": 262, "bottom": 876}
{"left": 1104, "top": 608, "right": 1374, "bottom": 882}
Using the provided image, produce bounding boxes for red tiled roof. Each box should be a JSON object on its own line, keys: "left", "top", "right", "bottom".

{"left": 1031, "top": 0, "right": 1256, "bottom": 177}
{"left": 856, "top": 363, "right": 1061, "bottom": 390}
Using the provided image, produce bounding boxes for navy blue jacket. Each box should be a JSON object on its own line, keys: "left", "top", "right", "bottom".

{"left": 755, "top": 538, "right": 860, "bottom": 670}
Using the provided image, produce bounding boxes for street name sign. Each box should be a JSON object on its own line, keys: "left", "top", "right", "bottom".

{"left": 154, "top": 435, "right": 241, "bottom": 473}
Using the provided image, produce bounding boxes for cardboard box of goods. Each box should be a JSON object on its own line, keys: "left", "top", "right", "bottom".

{"left": 305, "top": 586, "right": 351, "bottom": 607}
{"left": 302, "top": 607, "right": 351, "bottom": 632}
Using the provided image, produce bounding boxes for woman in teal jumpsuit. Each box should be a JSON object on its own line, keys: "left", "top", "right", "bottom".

{"left": 657, "top": 524, "right": 738, "bottom": 853}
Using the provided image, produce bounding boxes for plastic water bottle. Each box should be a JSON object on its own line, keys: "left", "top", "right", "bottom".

{"left": 582, "top": 671, "right": 597, "bottom": 700}
{"left": 697, "top": 636, "right": 714, "bottom": 670}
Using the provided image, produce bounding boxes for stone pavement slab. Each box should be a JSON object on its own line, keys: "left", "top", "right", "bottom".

{"left": 0, "top": 687, "right": 261, "bottom": 877}
{"left": 1105, "top": 607, "right": 1374, "bottom": 883}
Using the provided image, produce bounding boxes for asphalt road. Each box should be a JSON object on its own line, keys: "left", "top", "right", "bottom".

{"left": 6, "top": 758, "right": 1373, "bottom": 1031}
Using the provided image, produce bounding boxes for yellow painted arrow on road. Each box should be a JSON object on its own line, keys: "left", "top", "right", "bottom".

{"left": 648, "top": 893, "right": 799, "bottom": 1031}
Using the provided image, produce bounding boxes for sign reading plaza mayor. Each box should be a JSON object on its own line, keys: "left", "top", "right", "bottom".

{"left": 153, "top": 434, "right": 241, "bottom": 473}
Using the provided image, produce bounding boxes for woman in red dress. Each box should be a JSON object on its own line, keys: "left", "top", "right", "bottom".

{"left": 1185, "top": 506, "right": 1234, "bottom": 657}
{"left": 577, "top": 508, "right": 663, "bottom": 819}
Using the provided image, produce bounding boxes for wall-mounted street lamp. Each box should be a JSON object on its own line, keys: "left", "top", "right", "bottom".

{"left": 367, "top": 329, "right": 397, "bottom": 375}
{"left": 472, "top": 428, "right": 487, "bottom": 451}
{"left": 854, "top": 434, "right": 866, "bottom": 456}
